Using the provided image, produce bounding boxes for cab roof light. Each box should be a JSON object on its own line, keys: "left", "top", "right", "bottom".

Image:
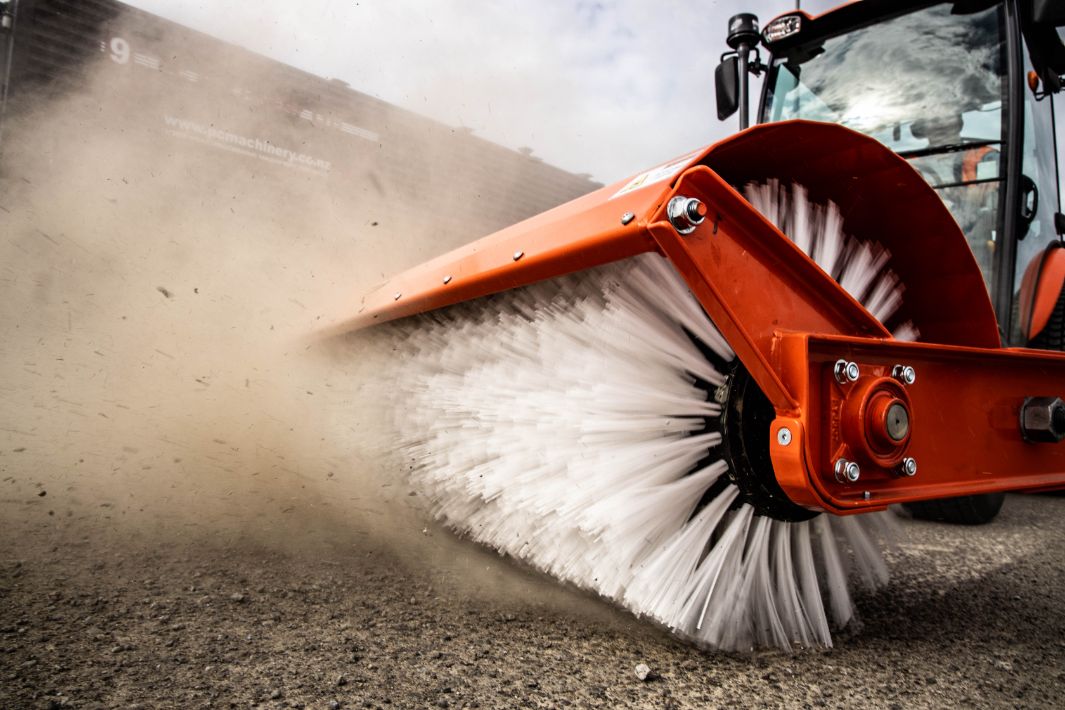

{"left": 763, "top": 14, "right": 802, "bottom": 44}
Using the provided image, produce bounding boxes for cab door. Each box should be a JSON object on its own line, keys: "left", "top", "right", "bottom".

{"left": 1012, "top": 3, "right": 1065, "bottom": 349}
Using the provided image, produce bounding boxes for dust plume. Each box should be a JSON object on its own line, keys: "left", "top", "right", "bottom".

{"left": 0, "top": 13, "right": 523, "bottom": 569}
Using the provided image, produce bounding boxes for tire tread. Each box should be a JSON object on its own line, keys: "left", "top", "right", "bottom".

{"left": 903, "top": 493, "right": 1005, "bottom": 525}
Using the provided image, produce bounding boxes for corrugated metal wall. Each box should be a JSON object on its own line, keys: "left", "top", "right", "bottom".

{"left": 5, "top": 0, "right": 120, "bottom": 94}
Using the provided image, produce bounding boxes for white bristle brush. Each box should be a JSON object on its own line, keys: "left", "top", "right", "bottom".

{"left": 369, "top": 181, "right": 909, "bottom": 651}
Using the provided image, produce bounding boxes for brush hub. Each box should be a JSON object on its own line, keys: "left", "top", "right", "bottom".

{"left": 868, "top": 396, "right": 910, "bottom": 448}
{"left": 841, "top": 376, "right": 913, "bottom": 467}
{"left": 716, "top": 363, "right": 819, "bottom": 522}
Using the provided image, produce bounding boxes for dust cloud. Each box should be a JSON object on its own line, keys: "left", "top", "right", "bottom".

{"left": 0, "top": 20, "right": 475, "bottom": 566}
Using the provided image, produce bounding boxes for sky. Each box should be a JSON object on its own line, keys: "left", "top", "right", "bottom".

{"left": 123, "top": 0, "right": 1063, "bottom": 197}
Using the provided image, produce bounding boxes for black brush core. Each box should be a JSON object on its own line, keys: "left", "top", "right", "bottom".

{"left": 716, "top": 363, "right": 818, "bottom": 522}
{"left": 683, "top": 327, "right": 817, "bottom": 522}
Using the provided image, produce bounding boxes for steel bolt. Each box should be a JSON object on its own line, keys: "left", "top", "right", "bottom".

{"left": 834, "top": 359, "right": 860, "bottom": 384}
{"left": 834, "top": 458, "right": 861, "bottom": 484}
{"left": 1020, "top": 396, "right": 1065, "bottom": 443}
{"left": 393, "top": 292, "right": 402, "bottom": 301}
{"left": 777, "top": 427, "right": 792, "bottom": 446}
{"left": 899, "top": 457, "right": 918, "bottom": 477}
{"left": 620, "top": 211, "right": 636, "bottom": 225}
{"left": 442, "top": 275, "right": 452, "bottom": 285}
{"left": 667, "top": 196, "right": 707, "bottom": 235}
{"left": 513, "top": 250, "right": 524, "bottom": 261}
{"left": 892, "top": 364, "right": 917, "bottom": 385}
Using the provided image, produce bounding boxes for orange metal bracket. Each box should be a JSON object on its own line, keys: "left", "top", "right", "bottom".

{"left": 770, "top": 335, "right": 1065, "bottom": 513}
{"left": 647, "top": 167, "right": 888, "bottom": 411}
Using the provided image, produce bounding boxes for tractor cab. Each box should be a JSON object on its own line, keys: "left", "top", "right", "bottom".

{"left": 717, "top": 0, "right": 1065, "bottom": 348}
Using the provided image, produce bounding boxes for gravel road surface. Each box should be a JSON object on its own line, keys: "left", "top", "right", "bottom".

{"left": 2, "top": 488, "right": 1064, "bottom": 709}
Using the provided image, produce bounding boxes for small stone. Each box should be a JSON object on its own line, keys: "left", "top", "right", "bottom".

{"left": 270, "top": 689, "right": 281, "bottom": 699}
{"left": 329, "top": 701, "right": 341, "bottom": 710}
{"left": 635, "top": 663, "right": 652, "bottom": 681}
{"left": 230, "top": 593, "right": 247, "bottom": 603}
{"left": 336, "top": 674, "right": 347, "bottom": 686}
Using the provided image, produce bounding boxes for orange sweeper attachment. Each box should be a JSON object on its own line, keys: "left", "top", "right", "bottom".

{"left": 337, "top": 121, "right": 1065, "bottom": 651}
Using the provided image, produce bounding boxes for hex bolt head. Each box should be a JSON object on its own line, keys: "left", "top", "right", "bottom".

{"left": 1020, "top": 396, "right": 1065, "bottom": 443}
{"left": 899, "top": 456, "right": 918, "bottom": 477}
{"left": 834, "top": 359, "right": 860, "bottom": 384}
{"left": 777, "top": 427, "right": 792, "bottom": 446}
{"left": 667, "top": 196, "right": 707, "bottom": 235}
{"left": 834, "top": 458, "right": 861, "bottom": 484}
{"left": 620, "top": 211, "right": 636, "bottom": 225}
{"left": 892, "top": 364, "right": 917, "bottom": 385}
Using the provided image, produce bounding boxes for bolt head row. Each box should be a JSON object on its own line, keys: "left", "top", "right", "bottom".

{"left": 835, "top": 456, "right": 916, "bottom": 484}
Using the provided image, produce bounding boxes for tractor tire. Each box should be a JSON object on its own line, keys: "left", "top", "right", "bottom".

{"left": 902, "top": 492, "right": 1006, "bottom": 525}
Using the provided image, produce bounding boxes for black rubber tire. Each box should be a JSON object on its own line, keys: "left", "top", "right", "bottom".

{"left": 902, "top": 492, "right": 1006, "bottom": 525}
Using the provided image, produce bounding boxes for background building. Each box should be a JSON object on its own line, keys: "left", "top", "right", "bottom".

{"left": 0, "top": 0, "right": 601, "bottom": 246}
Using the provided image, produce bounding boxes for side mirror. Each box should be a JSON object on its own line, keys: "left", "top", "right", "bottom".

{"left": 716, "top": 56, "right": 739, "bottom": 121}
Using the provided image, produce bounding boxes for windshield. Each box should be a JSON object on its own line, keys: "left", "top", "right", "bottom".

{"left": 763, "top": 3, "right": 1007, "bottom": 288}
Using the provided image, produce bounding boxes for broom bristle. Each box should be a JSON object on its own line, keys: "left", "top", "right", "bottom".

{"left": 371, "top": 181, "right": 903, "bottom": 651}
